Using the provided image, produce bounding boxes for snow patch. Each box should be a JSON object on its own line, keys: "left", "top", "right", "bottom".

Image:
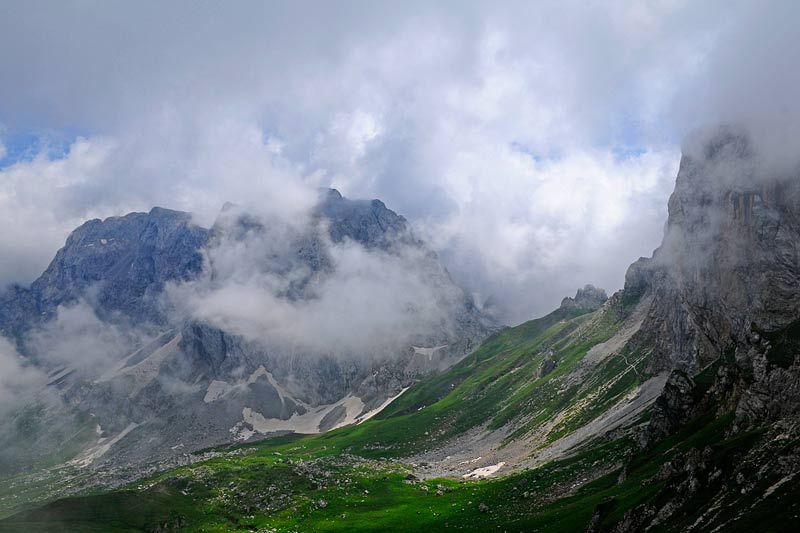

{"left": 463, "top": 462, "right": 506, "bottom": 479}
{"left": 413, "top": 345, "right": 449, "bottom": 361}
{"left": 256, "top": 367, "right": 310, "bottom": 409}
{"left": 230, "top": 388, "right": 409, "bottom": 442}
{"left": 203, "top": 366, "right": 311, "bottom": 409}
{"left": 231, "top": 393, "right": 364, "bottom": 439}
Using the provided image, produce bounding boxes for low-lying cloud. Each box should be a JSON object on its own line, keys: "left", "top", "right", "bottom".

{"left": 0, "top": 0, "right": 797, "bottom": 326}
{"left": 0, "top": 336, "right": 46, "bottom": 415}
{"left": 167, "top": 211, "right": 463, "bottom": 357}
{"left": 25, "top": 300, "right": 148, "bottom": 377}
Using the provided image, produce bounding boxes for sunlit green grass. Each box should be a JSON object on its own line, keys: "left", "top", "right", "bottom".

{"left": 4, "top": 297, "right": 799, "bottom": 532}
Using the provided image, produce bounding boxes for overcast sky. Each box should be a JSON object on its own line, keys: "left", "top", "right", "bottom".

{"left": 0, "top": 0, "right": 797, "bottom": 324}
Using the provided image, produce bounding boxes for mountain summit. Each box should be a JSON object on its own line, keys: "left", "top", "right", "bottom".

{"left": 560, "top": 284, "right": 608, "bottom": 311}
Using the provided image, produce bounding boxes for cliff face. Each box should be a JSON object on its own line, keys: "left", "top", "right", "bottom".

{"left": 605, "top": 128, "right": 800, "bottom": 530}
{"left": 626, "top": 127, "right": 800, "bottom": 376}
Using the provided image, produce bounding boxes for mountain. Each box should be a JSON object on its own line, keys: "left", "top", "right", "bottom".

{"left": 0, "top": 189, "right": 496, "bottom": 475}
{"left": 0, "top": 207, "right": 208, "bottom": 339}
{"left": 2, "top": 127, "right": 800, "bottom": 532}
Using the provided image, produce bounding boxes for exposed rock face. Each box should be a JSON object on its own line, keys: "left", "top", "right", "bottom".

{"left": 538, "top": 352, "right": 557, "bottom": 377}
{"left": 0, "top": 208, "right": 209, "bottom": 339}
{"left": 621, "top": 127, "right": 800, "bottom": 439}
{"left": 317, "top": 188, "right": 416, "bottom": 250}
{"left": 638, "top": 371, "right": 696, "bottom": 447}
{"left": 627, "top": 126, "right": 800, "bottom": 375}
{"left": 35, "top": 207, "right": 209, "bottom": 321}
{"left": 560, "top": 284, "right": 608, "bottom": 312}
{"left": 602, "top": 126, "right": 800, "bottom": 531}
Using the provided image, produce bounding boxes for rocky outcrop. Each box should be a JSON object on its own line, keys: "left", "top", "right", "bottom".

{"left": 538, "top": 352, "right": 557, "bottom": 377}
{"left": 639, "top": 371, "right": 696, "bottom": 447}
{"left": 560, "top": 284, "right": 608, "bottom": 312}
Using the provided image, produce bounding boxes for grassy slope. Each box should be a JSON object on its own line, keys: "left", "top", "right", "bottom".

{"left": 4, "top": 411, "right": 795, "bottom": 532}
{"left": 3, "top": 300, "right": 799, "bottom": 531}
{"left": 0, "top": 304, "right": 636, "bottom": 531}
{"left": 0, "top": 437, "right": 635, "bottom": 532}
{"left": 313, "top": 299, "right": 647, "bottom": 460}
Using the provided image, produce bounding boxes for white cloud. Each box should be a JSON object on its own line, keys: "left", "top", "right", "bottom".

{"left": 25, "top": 300, "right": 148, "bottom": 376}
{"left": 0, "top": 336, "right": 46, "bottom": 414}
{"left": 166, "top": 216, "right": 463, "bottom": 356}
{"left": 0, "top": 0, "right": 796, "bottom": 325}
{"left": 0, "top": 116, "right": 317, "bottom": 287}
{"left": 413, "top": 142, "right": 679, "bottom": 323}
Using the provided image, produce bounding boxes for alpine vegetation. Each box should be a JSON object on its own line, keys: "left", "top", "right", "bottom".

{"left": 0, "top": 1, "right": 798, "bottom": 532}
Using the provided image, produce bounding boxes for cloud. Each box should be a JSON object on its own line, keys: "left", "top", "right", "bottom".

{"left": 0, "top": 116, "right": 317, "bottom": 288}
{"left": 675, "top": 1, "right": 800, "bottom": 174}
{"left": 417, "top": 147, "right": 680, "bottom": 323}
{"left": 0, "top": 0, "right": 796, "bottom": 325}
{"left": 25, "top": 300, "right": 146, "bottom": 376}
{"left": 0, "top": 336, "right": 46, "bottom": 415}
{"left": 167, "top": 211, "right": 463, "bottom": 356}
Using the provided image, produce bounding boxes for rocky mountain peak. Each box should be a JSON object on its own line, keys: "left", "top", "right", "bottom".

{"left": 560, "top": 284, "right": 608, "bottom": 311}
{"left": 4, "top": 207, "right": 210, "bottom": 332}
{"left": 315, "top": 188, "right": 416, "bottom": 249}
{"left": 1, "top": 190, "right": 443, "bottom": 335}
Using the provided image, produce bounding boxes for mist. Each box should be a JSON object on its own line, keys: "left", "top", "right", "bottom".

{"left": 0, "top": 336, "right": 46, "bottom": 416}
{"left": 166, "top": 206, "right": 466, "bottom": 358}
{"left": 0, "top": 0, "right": 798, "bottom": 326}
{"left": 25, "top": 300, "right": 148, "bottom": 377}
